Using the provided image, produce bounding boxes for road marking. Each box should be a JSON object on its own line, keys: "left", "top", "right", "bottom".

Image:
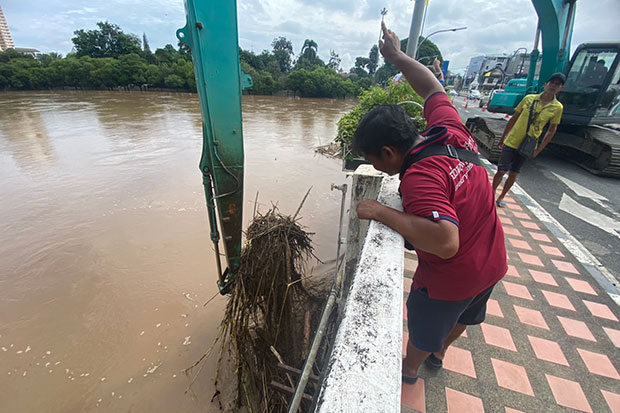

{"left": 559, "top": 193, "right": 620, "bottom": 239}
{"left": 481, "top": 158, "right": 620, "bottom": 306}
{"left": 552, "top": 172, "right": 607, "bottom": 200}
{"left": 553, "top": 172, "right": 620, "bottom": 220}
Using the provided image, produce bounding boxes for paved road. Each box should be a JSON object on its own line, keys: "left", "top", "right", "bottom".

{"left": 451, "top": 95, "right": 620, "bottom": 281}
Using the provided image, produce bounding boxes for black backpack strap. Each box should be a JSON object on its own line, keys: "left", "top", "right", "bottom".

{"left": 403, "top": 144, "right": 482, "bottom": 172}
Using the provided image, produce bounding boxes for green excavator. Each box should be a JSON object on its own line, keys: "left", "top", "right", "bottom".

{"left": 466, "top": 0, "right": 620, "bottom": 177}
{"left": 177, "top": 0, "right": 252, "bottom": 294}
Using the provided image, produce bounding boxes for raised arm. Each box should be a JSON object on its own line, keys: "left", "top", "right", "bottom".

{"left": 379, "top": 22, "right": 445, "bottom": 100}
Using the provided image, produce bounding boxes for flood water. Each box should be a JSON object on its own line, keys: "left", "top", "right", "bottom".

{"left": 0, "top": 91, "right": 357, "bottom": 412}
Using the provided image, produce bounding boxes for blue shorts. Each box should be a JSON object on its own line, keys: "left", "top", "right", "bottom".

{"left": 406, "top": 284, "right": 496, "bottom": 352}
{"left": 497, "top": 146, "right": 526, "bottom": 173}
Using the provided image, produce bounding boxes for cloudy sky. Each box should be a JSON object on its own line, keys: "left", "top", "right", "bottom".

{"left": 2, "top": 0, "right": 619, "bottom": 74}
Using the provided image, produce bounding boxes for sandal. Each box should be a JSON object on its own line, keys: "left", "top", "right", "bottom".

{"left": 496, "top": 200, "right": 507, "bottom": 208}
{"left": 402, "top": 374, "right": 418, "bottom": 384}
{"left": 425, "top": 354, "right": 443, "bottom": 370}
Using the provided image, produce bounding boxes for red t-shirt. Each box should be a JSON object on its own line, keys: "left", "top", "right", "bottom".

{"left": 401, "top": 92, "right": 507, "bottom": 300}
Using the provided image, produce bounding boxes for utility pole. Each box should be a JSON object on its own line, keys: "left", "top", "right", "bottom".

{"left": 405, "top": 0, "right": 426, "bottom": 59}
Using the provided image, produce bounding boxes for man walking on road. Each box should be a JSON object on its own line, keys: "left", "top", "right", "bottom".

{"left": 353, "top": 22, "right": 507, "bottom": 384}
{"left": 493, "top": 73, "right": 565, "bottom": 207}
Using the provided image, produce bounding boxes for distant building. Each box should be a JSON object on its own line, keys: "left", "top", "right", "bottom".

{"left": 14, "top": 47, "right": 40, "bottom": 57}
{"left": 480, "top": 54, "right": 509, "bottom": 75}
{"left": 505, "top": 53, "right": 530, "bottom": 78}
{"left": 465, "top": 56, "right": 485, "bottom": 86}
{"left": 0, "top": 4, "right": 15, "bottom": 51}
{"left": 480, "top": 67, "right": 504, "bottom": 91}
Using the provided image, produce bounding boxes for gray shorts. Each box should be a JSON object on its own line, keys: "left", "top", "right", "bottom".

{"left": 497, "top": 146, "right": 526, "bottom": 173}
{"left": 406, "top": 284, "right": 495, "bottom": 352}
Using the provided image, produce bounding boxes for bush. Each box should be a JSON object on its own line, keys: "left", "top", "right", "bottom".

{"left": 335, "top": 80, "right": 427, "bottom": 149}
{"left": 287, "top": 67, "right": 359, "bottom": 98}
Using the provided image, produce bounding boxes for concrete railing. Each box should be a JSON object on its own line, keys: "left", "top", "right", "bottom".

{"left": 315, "top": 165, "right": 404, "bottom": 412}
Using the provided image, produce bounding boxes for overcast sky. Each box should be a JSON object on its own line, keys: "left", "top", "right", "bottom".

{"left": 2, "top": 0, "right": 619, "bottom": 74}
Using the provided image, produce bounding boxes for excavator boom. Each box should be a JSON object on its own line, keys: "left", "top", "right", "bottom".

{"left": 177, "top": 1, "right": 252, "bottom": 293}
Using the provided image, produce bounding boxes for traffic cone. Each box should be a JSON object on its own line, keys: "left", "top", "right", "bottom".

{"left": 465, "top": 99, "right": 468, "bottom": 109}
{"left": 451, "top": 97, "right": 454, "bottom": 104}
{"left": 504, "top": 113, "right": 510, "bottom": 119}
{"left": 482, "top": 104, "right": 487, "bottom": 112}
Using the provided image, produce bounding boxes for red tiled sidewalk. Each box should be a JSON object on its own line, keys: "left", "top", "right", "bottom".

{"left": 400, "top": 195, "right": 620, "bottom": 413}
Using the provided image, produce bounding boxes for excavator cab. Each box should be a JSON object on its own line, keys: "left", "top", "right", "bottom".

{"left": 559, "top": 43, "right": 620, "bottom": 126}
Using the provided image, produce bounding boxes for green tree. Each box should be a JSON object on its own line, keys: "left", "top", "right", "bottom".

{"left": 368, "top": 45, "right": 379, "bottom": 76}
{"left": 287, "top": 67, "right": 359, "bottom": 98}
{"left": 300, "top": 39, "right": 318, "bottom": 62}
{"left": 91, "top": 58, "right": 122, "bottom": 88}
{"left": 178, "top": 40, "right": 191, "bottom": 61}
{"left": 271, "top": 37, "right": 293, "bottom": 73}
{"left": 119, "top": 53, "right": 148, "bottom": 86}
{"left": 336, "top": 80, "right": 426, "bottom": 149}
{"left": 327, "top": 50, "right": 341, "bottom": 70}
{"left": 145, "top": 64, "right": 164, "bottom": 87}
{"left": 37, "top": 52, "right": 62, "bottom": 67}
{"left": 351, "top": 57, "right": 371, "bottom": 78}
{"left": 72, "top": 21, "right": 142, "bottom": 58}
{"left": 164, "top": 74, "right": 185, "bottom": 89}
{"left": 142, "top": 33, "right": 156, "bottom": 64}
{"left": 0, "top": 49, "right": 32, "bottom": 63}
{"left": 155, "top": 44, "right": 180, "bottom": 66}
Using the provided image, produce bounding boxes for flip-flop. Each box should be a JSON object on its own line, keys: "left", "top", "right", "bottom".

{"left": 425, "top": 354, "right": 443, "bottom": 370}
{"left": 496, "top": 200, "right": 507, "bottom": 208}
{"left": 402, "top": 374, "right": 418, "bottom": 384}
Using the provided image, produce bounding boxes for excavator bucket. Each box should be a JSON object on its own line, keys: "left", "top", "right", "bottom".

{"left": 177, "top": 1, "right": 252, "bottom": 294}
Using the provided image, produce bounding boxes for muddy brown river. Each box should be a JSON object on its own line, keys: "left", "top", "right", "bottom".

{"left": 0, "top": 91, "right": 357, "bottom": 412}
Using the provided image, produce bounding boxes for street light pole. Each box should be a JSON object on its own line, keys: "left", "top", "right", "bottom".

{"left": 415, "top": 27, "right": 467, "bottom": 60}
{"left": 405, "top": 0, "right": 427, "bottom": 59}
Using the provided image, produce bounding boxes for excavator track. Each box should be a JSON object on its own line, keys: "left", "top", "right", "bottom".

{"left": 466, "top": 117, "right": 620, "bottom": 177}
{"left": 549, "top": 125, "right": 620, "bottom": 177}
{"left": 465, "top": 116, "right": 508, "bottom": 163}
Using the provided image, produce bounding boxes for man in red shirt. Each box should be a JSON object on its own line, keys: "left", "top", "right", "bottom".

{"left": 354, "top": 23, "right": 507, "bottom": 384}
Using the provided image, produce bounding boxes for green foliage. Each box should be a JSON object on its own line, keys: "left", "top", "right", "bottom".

{"left": 335, "top": 81, "right": 426, "bottom": 148}
{"left": 375, "top": 37, "right": 442, "bottom": 86}
{"left": 292, "top": 55, "right": 325, "bottom": 71}
{"left": 0, "top": 41, "right": 196, "bottom": 91}
{"left": 368, "top": 45, "right": 379, "bottom": 75}
{"left": 300, "top": 39, "right": 318, "bottom": 61}
{"left": 1, "top": 22, "right": 442, "bottom": 100}
{"left": 72, "top": 21, "right": 142, "bottom": 58}
{"left": 271, "top": 37, "right": 293, "bottom": 73}
{"left": 286, "top": 67, "right": 359, "bottom": 98}
{"left": 240, "top": 61, "right": 277, "bottom": 95}
{"left": 327, "top": 50, "right": 341, "bottom": 71}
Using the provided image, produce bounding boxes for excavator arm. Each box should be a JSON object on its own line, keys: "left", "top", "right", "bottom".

{"left": 488, "top": 0, "right": 576, "bottom": 111}
{"left": 177, "top": 1, "right": 252, "bottom": 294}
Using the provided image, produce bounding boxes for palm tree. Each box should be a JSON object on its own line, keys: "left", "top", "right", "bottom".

{"left": 301, "top": 39, "right": 318, "bottom": 62}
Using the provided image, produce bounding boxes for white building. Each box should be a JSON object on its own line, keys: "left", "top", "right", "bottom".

{"left": 0, "top": 4, "right": 15, "bottom": 51}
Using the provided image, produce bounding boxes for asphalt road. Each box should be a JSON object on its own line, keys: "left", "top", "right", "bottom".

{"left": 451, "top": 95, "right": 620, "bottom": 282}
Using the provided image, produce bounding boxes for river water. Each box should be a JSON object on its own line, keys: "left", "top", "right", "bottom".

{"left": 0, "top": 91, "right": 357, "bottom": 412}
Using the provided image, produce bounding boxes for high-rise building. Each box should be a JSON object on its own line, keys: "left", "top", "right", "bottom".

{"left": 465, "top": 56, "right": 485, "bottom": 86}
{"left": 0, "top": 4, "right": 15, "bottom": 51}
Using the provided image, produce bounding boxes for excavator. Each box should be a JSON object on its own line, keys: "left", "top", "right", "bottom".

{"left": 176, "top": 0, "right": 619, "bottom": 294}
{"left": 176, "top": 1, "right": 252, "bottom": 294}
{"left": 465, "top": 0, "right": 620, "bottom": 177}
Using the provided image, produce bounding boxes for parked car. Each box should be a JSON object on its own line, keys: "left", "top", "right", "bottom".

{"left": 448, "top": 89, "right": 459, "bottom": 97}
{"left": 468, "top": 90, "right": 482, "bottom": 100}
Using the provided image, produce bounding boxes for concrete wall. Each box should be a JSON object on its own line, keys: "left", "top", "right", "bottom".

{"left": 315, "top": 167, "right": 404, "bottom": 412}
